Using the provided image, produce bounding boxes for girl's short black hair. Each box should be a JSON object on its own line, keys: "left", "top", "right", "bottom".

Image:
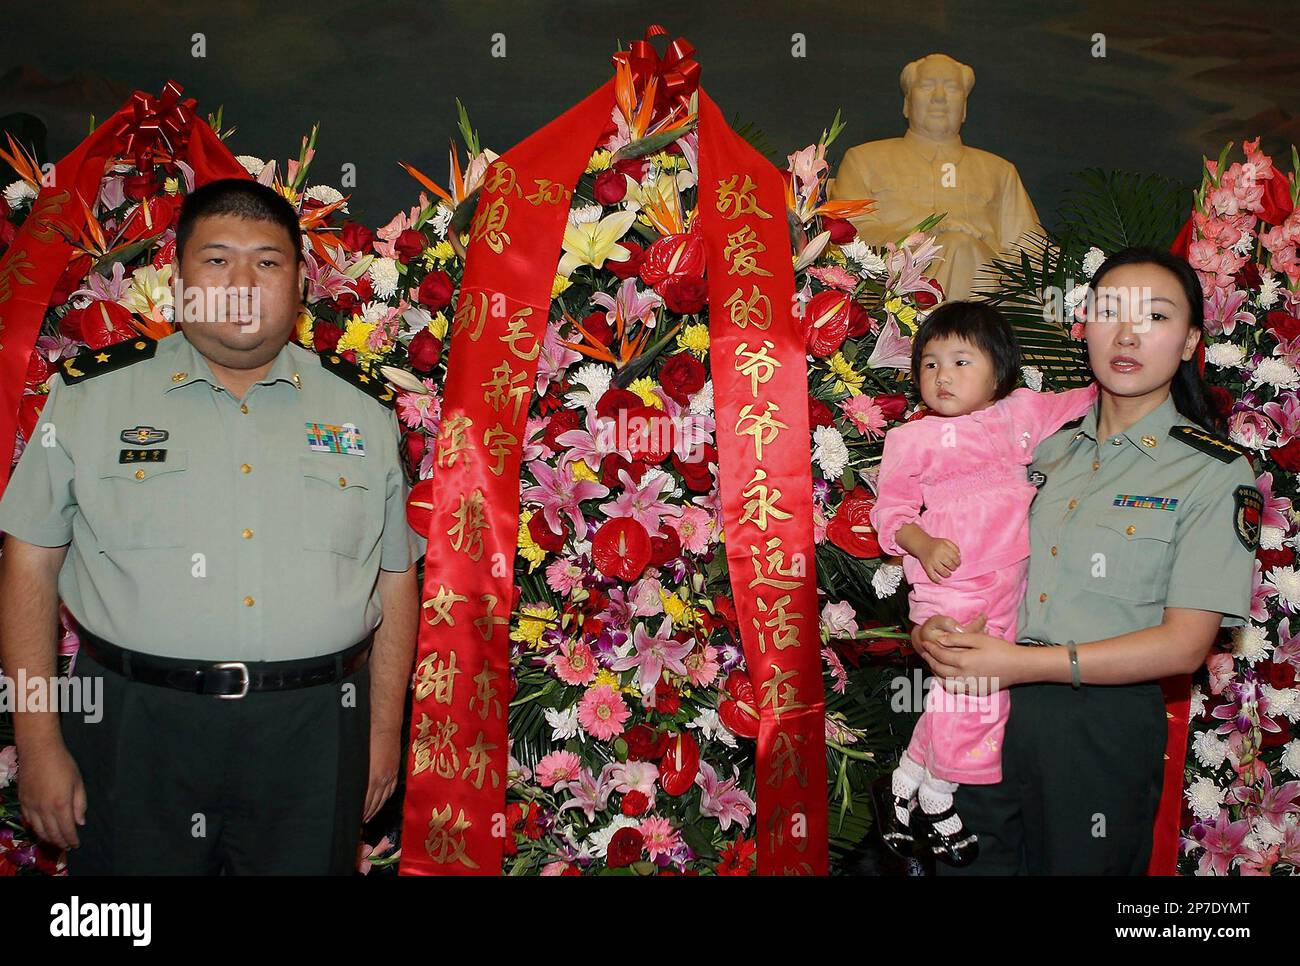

{"left": 176, "top": 178, "right": 303, "bottom": 264}
{"left": 910, "top": 300, "right": 1021, "bottom": 400}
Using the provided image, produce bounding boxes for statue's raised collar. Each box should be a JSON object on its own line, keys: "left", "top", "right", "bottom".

{"left": 903, "top": 128, "right": 964, "bottom": 165}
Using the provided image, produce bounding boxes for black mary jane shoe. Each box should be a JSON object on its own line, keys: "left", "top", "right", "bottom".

{"left": 870, "top": 775, "right": 918, "bottom": 859}
{"left": 913, "top": 804, "right": 979, "bottom": 867}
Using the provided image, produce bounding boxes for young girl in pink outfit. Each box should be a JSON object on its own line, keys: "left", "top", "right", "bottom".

{"left": 870, "top": 301, "right": 1097, "bottom": 866}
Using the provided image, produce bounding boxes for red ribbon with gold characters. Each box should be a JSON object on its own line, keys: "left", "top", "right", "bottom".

{"left": 399, "top": 48, "right": 828, "bottom": 875}
{"left": 0, "top": 81, "right": 249, "bottom": 498}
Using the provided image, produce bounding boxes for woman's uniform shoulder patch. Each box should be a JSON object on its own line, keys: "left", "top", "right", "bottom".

{"left": 1168, "top": 424, "right": 1246, "bottom": 463}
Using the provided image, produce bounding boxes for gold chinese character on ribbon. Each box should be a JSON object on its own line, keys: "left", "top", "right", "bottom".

{"left": 414, "top": 649, "right": 461, "bottom": 704}
{"left": 470, "top": 659, "right": 504, "bottom": 721}
{"left": 716, "top": 174, "right": 772, "bottom": 220}
{"left": 747, "top": 536, "right": 804, "bottom": 590}
{"left": 437, "top": 414, "right": 474, "bottom": 469}
{"left": 453, "top": 291, "right": 489, "bottom": 342}
{"left": 722, "top": 226, "right": 773, "bottom": 278}
{"left": 739, "top": 468, "right": 792, "bottom": 531}
{"left": 724, "top": 285, "right": 772, "bottom": 330}
{"left": 734, "top": 340, "right": 780, "bottom": 396}
{"left": 482, "top": 361, "right": 530, "bottom": 422}
{"left": 482, "top": 422, "right": 517, "bottom": 477}
{"left": 736, "top": 401, "right": 787, "bottom": 460}
{"left": 462, "top": 730, "right": 501, "bottom": 790}
{"left": 473, "top": 595, "right": 510, "bottom": 644}
{"left": 426, "top": 804, "right": 479, "bottom": 869}
{"left": 768, "top": 729, "right": 810, "bottom": 787}
{"left": 525, "top": 178, "right": 570, "bottom": 207}
{"left": 760, "top": 664, "right": 808, "bottom": 722}
{"left": 422, "top": 584, "right": 467, "bottom": 627}
{"left": 753, "top": 593, "right": 802, "bottom": 652}
{"left": 447, "top": 489, "right": 488, "bottom": 561}
{"left": 501, "top": 309, "right": 540, "bottom": 361}
{"left": 470, "top": 196, "right": 511, "bottom": 254}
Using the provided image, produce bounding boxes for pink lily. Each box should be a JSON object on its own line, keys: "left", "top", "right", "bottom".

{"left": 696, "top": 761, "right": 757, "bottom": 832}
{"left": 610, "top": 615, "right": 693, "bottom": 708}
{"left": 601, "top": 468, "right": 680, "bottom": 532}
{"left": 521, "top": 460, "right": 609, "bottom": 536}
{"left": 1195, "top": 808, "right": 1253, "bottom": 875}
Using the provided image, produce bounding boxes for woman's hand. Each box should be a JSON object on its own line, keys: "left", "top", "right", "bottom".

{"left": 925, "top": 630, "right": 1029, "bottom": 694}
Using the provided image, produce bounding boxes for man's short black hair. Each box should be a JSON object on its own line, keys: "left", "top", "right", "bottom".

{"left": 176, "top": 178, "right": 303, "bottom": 263}
{"left": 910, "top": 300, "right": 1021, "bottom": 400}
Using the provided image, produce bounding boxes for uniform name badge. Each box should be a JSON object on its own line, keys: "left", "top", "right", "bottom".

{"left": 305, "top": 421, "right": 366, "bottom": 457}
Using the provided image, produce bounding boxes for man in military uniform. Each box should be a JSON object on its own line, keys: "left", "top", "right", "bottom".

{"left": 0, "top": 179, "right": 419, "bottom": 874}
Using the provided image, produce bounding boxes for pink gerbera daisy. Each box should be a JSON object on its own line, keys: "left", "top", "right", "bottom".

{"left": 534, "top": 750, "right": 583, "bottom": 788}
{"left": 553, "top": 639, "right": 599, "bottom": 687}
{"left": 684, "top": 644, "right": 721, "bottom": 688}
{"left": 577, "top": 684, "right": 631, "bottom": 741}
{"left": 638, "top": 816, "right": 681, "bottom": 859}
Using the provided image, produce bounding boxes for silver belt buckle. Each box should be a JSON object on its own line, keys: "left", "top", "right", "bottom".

{"left": 213, "top": 661, "right": 250, "bottom": 699}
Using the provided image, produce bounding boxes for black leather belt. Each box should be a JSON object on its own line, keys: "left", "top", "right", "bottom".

{"left": 75, "top": 624, "right": 372, "bottom": 699}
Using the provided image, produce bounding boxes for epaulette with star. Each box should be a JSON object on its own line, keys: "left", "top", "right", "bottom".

{"left": 318, "top": 352, "right": 396, "bottom": 409}
{"left": 59, "top": 338, "right": 157, "bottom": 385}
{"left": 1169, "top": 424, "right": 1246, "bottom": 463}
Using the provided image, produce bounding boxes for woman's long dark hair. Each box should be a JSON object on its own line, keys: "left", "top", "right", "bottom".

{"left": 1086, "top": 246, "right": 1222, "bottom": 435}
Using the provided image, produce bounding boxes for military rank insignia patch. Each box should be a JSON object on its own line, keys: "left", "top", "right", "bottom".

{"left": 1234, "top": 485, "right": 1263, "bottom": 551}
{"left": 318, "top": 353, "right": 397, "bottom": 408}
{"left": 306, "top": 421, "right": 366, "bottom": 456}
{"left": 1169, "top": 425, "right": 1246, "bottom": 463}
{"left": 120, "top": 425, "right": 169, "bottom": 445}
{"left": 61, "top": 338, "right": 158, "bottom": 385}
{"left": 119, "top": 449, "right": 167, "bottom": 463}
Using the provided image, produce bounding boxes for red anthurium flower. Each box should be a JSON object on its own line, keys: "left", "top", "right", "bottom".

{"left": 658, "top": 731, "right": 701, "bottom": 796}
{"left": 801, "top": 290, "right": 852, "bottom": 357}
{"left": 405, "top": 479, "right": 435, "bottom": 538}
{"left": 826, "top": 486, "right": 883, "bottom": 558}
{"left": 592, "top": 517, "right": 652, "bottom": 582}
{"left": 639, "top": 231, "right": 706, "bottom": 289}
{"left": 718, "top": 669, "right": 760, "bottom": 739}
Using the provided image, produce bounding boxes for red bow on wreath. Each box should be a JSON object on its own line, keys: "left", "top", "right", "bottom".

{"left": 616, "top": 24, "right": 701, "bottom": 122}
{"left": 110, "top": 80, "right": 197, "bottom": 173}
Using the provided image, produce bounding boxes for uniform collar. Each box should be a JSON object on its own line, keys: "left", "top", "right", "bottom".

{"left": 161, "top": 332, "right": 304, "bottom": 395}
{"left": 1074, "top": 392, "right": 1182, "bottom": 461}
{"left": 903, "top": 128, "right": 964, "bottom": 165}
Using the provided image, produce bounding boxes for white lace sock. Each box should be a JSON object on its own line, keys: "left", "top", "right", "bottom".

{"left": 918, "top": 773, "right": 963, "bottom": 836}
{"left": 890, "top": 754, "right": 925, "bottom": 825}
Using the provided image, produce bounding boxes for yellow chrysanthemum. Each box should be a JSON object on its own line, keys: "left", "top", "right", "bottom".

{"left": 676, "top": 323, "right": 710, "bottom": 359}
{"left": 594, "top": 669, "right": 621, "bottom": 690}
{"left": 164, "top": 176, "right": 180, "bottom": 195}
{"left": 652, "top": 151, "right": 684, "bottom": 171}
{"left": 277, "top": 185, "right": 300, "bottom": 208}
{"left": 294, "top": 310, "right": 315, "bottom": 347}
{"left": 510, "top": 602, "right": 557, "bottom": 647}
{"left": 429, "top": 311, "right": 450, "bottom": 340}
{"left": 570, "top": 460, "right": 599, "bottom": 483}
{"left": 517, "top": 509, "right": 546, "bottom": 573}
{"left": 660, "top": 591, "right": 687, "bottom": 624}
{"left": 628, "top": 377, "right": 663, "bottom": 409}
{"left": 551, "top": 274, "right": 573, "bottom": 299}
{"left": 585, "top": 149, "right": 613, "bottom": 174}
{"left": 419, "top": 241, "right": 456, "bottom": 270}
{"left": 823, "top": 351, "right": 865, "bottom": 396}
{"left": 337, "top": 317, "right": 379, "bottom": 365}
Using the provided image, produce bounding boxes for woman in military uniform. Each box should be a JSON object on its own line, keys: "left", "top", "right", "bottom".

{"left": 911, "top": 248, "right": 1259, "bottom": 875}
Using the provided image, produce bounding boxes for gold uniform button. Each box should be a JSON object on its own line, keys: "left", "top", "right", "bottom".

{"left": 134, "top": 469, "right": 146, "bottom": 480}
{"left": 338, "top": 477, "right": 347, "bottom": 488}
{"left": 1068, "top": 499, "right": 1078, "bottom": 510}
{"left": 241, "top": 463, "right": 252, "bottom": 474}
{"left": 1050, "top": 546, "right": 1058, "bottom": 556}
{"left": 240, "top": 404, "right": 249, "bottom": 414}
{"left": 243, "top": 596, "right": 255, "bottom": 607}
{"left": 1111, "top": 437, "right": 1123, "bottom": 446}
{"left": 1126, "top": 525, "right": 1136, "bottom": 535}
{"left": 171, "top": 372, "right": 187, "bottom": 382}
{"left": 1039, "top": 593, "right": 1048, "bottom": 603}
{"left": 242, "top": 528, "right": 254, "bottom": 539}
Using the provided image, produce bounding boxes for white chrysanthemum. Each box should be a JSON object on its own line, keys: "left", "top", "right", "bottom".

{"left": 1261, "top": 524, "right": 1286, "bottom": 551}
{"left": 1063, "top": 283, "right": 1091, "bottom": 309}
{"left": 1185, "top": 776, "right": 1224, "bottom": 821}
{"left": 872, "top": 563, "right": 904, "bottom": 599}
{"left": 367, "top": 257, "right": 400, "bottom": 299}
{"left": 1082, "top": 246, "right": 1106, "bottom": 278}
{"left": 1192, "top": 730, "right": 1229, "bottom": 769}
{"left": 841, "top": 239, "right": 886, "bottom": 277}
{"left": 3, "top": 179, "right": 36, "bottom": 210}
{"left": 641, "top": 466, "right": 683, "bottom": 501}
{"left": 688, "top": 379, "right": 714, "bottom": 416}
{"left": 1281, "top": 739, "right": 1300, "bottom": 776}
{"left": 1204, "top": 342, "right": 1248, "bottom": 369}
{"left": 1257, "top": 270, "right": 1282, "bottom": 310}
{"left": 1264, "top": 684, "right": 1300, "bottom": 722}
{"left": 1021, "top": 366, "right": 1044, "bottom": 391}
{"left": 1231, "top": 230, "right": 1256, "bottom": 257}
{"left": 1190, "top": 684, "right": 1207, "bottom": 718}
{"left": 567, "top": 204, "right": 604, "bottom": 227}
{"left": 565, "top": 362, "right": 613, "bottom": 413}
{"left": 304, "top": 184, "right": 347, "bottom": 212}
{"left": 1252, "top": 815, "right": 1287, "bottom": 847}
{"left": 1250, "top": 357, "right": 1300, "bottom": 391}
{"left": 360, "top": 300, "right": 388, "bottom": 325}
{"left": 1231, "top": 622, "right": 1271, "bottom": 665}
{"left": 586, "top": 815, "right": 641, "bottom": 858}
{"left": 1268, "top": 566, "right": 1300, "bottom": 612}
{"left": 812, "top": 425, "right": 850, "bottom": 480}
{"left": 571, "top": 536, "right": 592, "bottom": 558}
{"left": 235, "top": 155, "right": 266, "bottom": 177}
{"left": 544, "top": 705, "right": 580, "bottom": 741}
{"left": 687, "top": 708, "right": 738, "bottom": 748}
{"left": 429, "top": 204, "right": 453, "bottom": 239}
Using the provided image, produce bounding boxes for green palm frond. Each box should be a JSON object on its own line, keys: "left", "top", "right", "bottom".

{"left": 1056, "top": 168, "right": 1190, "bottom": 254}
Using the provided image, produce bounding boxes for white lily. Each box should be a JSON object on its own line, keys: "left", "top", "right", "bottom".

{"left": 557, "top": 210, "right": 637, "bottom": 277}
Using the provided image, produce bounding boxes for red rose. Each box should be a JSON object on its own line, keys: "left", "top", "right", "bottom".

{"left": 654, "top": 679, "right": 681, "bottom": 716}
{"left": 607, "top": 827, "right": 645, "bottom": 868}
{"left": 1259, "top": 164, "right": 1296, "bottom": 227}
{"left": 648, "top": 525, "right": 683, "bottom": 564}
{"left": 874, "top": 393, "right": 909, "bottom": 422}
{"left": 594, "top": 168, "right": 628, "bottom": 205}
{"left": 51, "top": 256, "right": 90, "bottom": 307}
{"left": 1262, "top": 659, "right": 1297, "bottom": 691}
{"left": 1206, "top": 385, "right": 1235, "bottom": 422}
{"left": 607, "top": 241, "right": 644, "bottom": 280}
{"left": 914, "top": 289, "right": 940, "bottom": 309}
{"left": 407, "top": 328, "right": 443, "bottom": 373}
{"left": 1271, "top": 437, "right": 1300, "bottom": 473}
{"left": 826, "top": 486, "right": 883, "bottom": 558}
{"left": 527, "top": 512, "right": 566, "bottom": 552}
{"left": 1233, "top": 262, "right": 1262, "bottom": 292}
{"left": 601, "top": 453, "right": 643, "bottom": 489}
{"left": 61, "top": 301, "right": 136, "bottom": 350}
{"left": 658, "top": 732, "right": 699, "bottom": 795}
{"left": 808, "top": 397, "right": 834, "bottom": 430}
{"left": 394, "top": 228, "right": 425, "bottom": 263}
{"left": 621, "top": 790, "right": 650, "bottom": 817}
{"left": 659, "top": 352, "right": 705, "bottom": 403}
{"left": 640, "top": 233, "right": 706, "bottom": 288}
{"left": 313, "top": 322, "right": 344, "bottom": 354}
{"left": 671, "top": 442, "right": 715, "bottom": 492}
{"left": 614, "top": 157, "right": 649, "bottom": 180}
{"left": 596, "top": 388, "right": 643, "bottom": 421}
{"left": 660, "top": 275, "right": 709, "bottom": 315}
{"left": 579, "top": 310, "right": 614, "bottom": 346}
{"left": 402, "top": 432, "right": 426, "bottom": 474}
{"left": 624, "top": 723, "right": 670, "bottom": 761}
{"left": 823, "top": 216, "right": 857, "bottom": 245}
{"left": 340, "top": 221, "right": 375, "bottom": 254}
{"left": 847, "top": 300, "right": 872, "bottom": 337}
{"left": 1257, "top": 546, "right": 1295, "bottom": 572}
{"left": 801, "top": 290, "right": 853, "bottom": 357}
{"left": 1265, "top": 311, "right": 1300, "bottom": 345}
{"left": 543, "top": 409, "right": 582, "bottom": 450}
{"left": 592, "top": 517, "right": 653, "bottom": 582}
{"left": 416, "top": 270, "right": 454, "bottom": 310}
